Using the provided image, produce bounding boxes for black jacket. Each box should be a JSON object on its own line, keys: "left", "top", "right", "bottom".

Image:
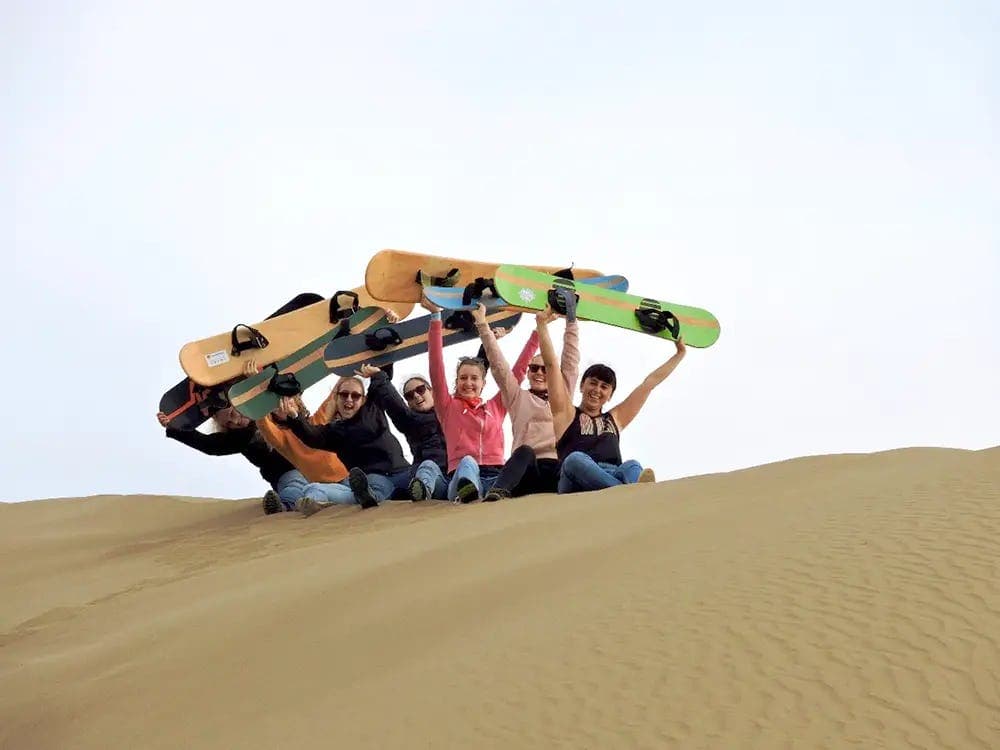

{"left": 366, "top": 371, "right": 447, "bottom": 471}
{"left": 276, "top": 398, "right": 409, "bottom": 476}
{"left": 165, "top": 425, "right": 293, "bottom": 486}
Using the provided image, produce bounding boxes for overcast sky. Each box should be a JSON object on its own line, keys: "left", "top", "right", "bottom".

{"left": 5, "top": 1, "right": 998, "bottom": 502}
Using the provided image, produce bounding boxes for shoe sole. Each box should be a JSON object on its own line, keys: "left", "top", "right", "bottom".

{"left": 638, "top": 468, "right": 656, "bottom": 484}
{"left": 409, "top": 478, "right": 427, "bottom": 502}
{"left": 349, "top": 468, "right": 379, "bottom": 509}
{"left": 263, "top": 490, "right": 281, "bottom": 515}
{"left": 454, "top": 478, "right": 479, "bottom": 504}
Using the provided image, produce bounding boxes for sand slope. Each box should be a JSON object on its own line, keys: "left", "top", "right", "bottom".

{"left": 1, "top": 447, "right": 998, "bottom": 749}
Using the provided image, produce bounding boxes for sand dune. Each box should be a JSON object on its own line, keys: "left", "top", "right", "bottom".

{"left": 2, "top": 447, "right": 998, "bottom": 749}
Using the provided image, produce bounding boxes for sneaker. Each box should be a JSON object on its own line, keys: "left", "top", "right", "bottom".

{"left": 296, "top": 497, "right": 328, "bottom": 518}
{"left": 637, "top": 468, "right": 656, "bottom": 484}
{"left": 409, "top": 477, "right": 427, "bottom": 502}
{"left": 349, "top": 467, "right": 379, "bottom": 509}
{"left": 262, "top": 490, "right": 281, "bottom": 515}
{"left": 454, "top": 477, "right": 480, "bottom": 504}
{"left": 483, "top": 487, "right": 510, "bottom": 502}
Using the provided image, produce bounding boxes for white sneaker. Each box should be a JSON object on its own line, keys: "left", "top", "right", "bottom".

{"left": 296, "top": 497, "right": 329, "bottom": 517}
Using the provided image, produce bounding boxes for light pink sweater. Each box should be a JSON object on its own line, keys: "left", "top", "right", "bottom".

{"left": 476, "top": 321, "right": 580, "bottom": 461}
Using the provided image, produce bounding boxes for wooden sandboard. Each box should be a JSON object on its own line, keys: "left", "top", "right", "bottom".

{"left": 364, "top": 248, "right": 605, "bottom": 303}
{"left": 178, "top": 287, "right": 414, "bottom": 386}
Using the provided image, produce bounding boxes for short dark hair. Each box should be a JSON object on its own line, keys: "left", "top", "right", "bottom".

{"left": 581, "top": 363, "right": 617, "bottom": 392}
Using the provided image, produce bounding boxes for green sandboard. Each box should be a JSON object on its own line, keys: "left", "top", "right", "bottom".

{"left": 323, "top": 309, "right": 522, "bottom": 376}
{"left": 492, "top": 265, "right": 721, "bottom": 348}
{"left": 228, "top": 306, "right": 390, "bottom": 419}
{"left": 421, "top": 273, "right": 630, "bottom": 311}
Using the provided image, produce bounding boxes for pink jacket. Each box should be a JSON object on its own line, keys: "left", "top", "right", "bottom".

{"left": 477, "top": 321, "right": 579, "bottom": 461}
{"left": 428, "top": 316, "right": 535, "bottom": 473}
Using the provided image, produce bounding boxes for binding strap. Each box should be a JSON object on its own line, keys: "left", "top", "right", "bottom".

{"left": 365, "top": 327, "right": 403, "bottom": 351}
{"left": 547, "top": 277, "right": 578, "bottom": 314}
{"left": 461, "top": 277, "right": 500, "bottom": 307}
{"left": 416, "top": 268, "right": 460, "bottom": 287}
{"left": 230, "top": 324, "right": 269, "bottom": 356}
{"left": 634, "top": 299, "right": 681, "bottom": 338}
{"left": 443, "top": 311, "right": 475, "bottom": 332}
{"left": 328, "top": 290, "right": 359, "bottom": 323}
{"left": 268, "top": 370, "right": 302, "bottom": 397}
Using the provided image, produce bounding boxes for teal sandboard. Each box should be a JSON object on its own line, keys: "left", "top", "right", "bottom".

{"left": 228, "top": 306, "right": 390, "bottom": 419}
{"left": 492, "top": 265, "right": 721, "bottom": 347}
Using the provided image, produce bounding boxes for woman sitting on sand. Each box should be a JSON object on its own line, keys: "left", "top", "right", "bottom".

{"left": 270, "top": 375, "right": 411, "bottom": 515}
{"left": 419, "top": 299, "right": 537, "bottom": 502}
{"left": 470, "top": 301, "right": 580, "bottom": 502}
{"left": 537, "top": 291, "right": 686, "bottom": 493}
{"left": 156, "top": 406, "right": 308, "bottom": 513}
{"left": 354, "top": 364, "right": 449, "bottom": 501}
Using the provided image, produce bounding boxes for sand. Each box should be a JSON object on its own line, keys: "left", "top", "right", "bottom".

{"left": 1, "top": 446, "right": 998, "bottom": 749}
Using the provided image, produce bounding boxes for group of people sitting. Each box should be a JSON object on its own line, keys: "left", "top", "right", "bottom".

{"left": 156, "top": 291, "right": 687, "bottom": 516}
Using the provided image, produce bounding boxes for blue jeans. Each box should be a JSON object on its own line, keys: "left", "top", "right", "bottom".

{"left": 303, "top": 469, "right": 411, "bottom": 506}
{"left": 412, "top": 459, "right": 449, "bottom": 500}
{"left": 274, "top": 470, "right": 309, "bottom": 511}
{"left": 557, "top": 452, "right": 642, "bottom": 494}
{"left": 447, "top": 456, "right": 502, "bottom": 501}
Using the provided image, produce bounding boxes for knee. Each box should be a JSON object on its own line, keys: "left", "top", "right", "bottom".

{"left": 511, "top": 445, "right": 535, "bottom": 461}
{"left": 456, "top": 455, "right": 478, "bottom": 472}
{"left": 562, "top": 451, "right": 589, "bottom": 475}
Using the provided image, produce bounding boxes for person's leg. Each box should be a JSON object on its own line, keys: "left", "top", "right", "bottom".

{"left": 602, "top": 460, "right": 642, "bottom": 485}
{"left": 533, "top": 458, "right": 561, "bottom": 495}
{"left": 485, "top": 446, "right": 536, "bottom": 501}
{"left": 557, "top": 451, "right": 623, "bottom": 494}
{"left": 298, "top": 478, "right": 355, "bottom": 516}
{"left": 347, "top": 467, "right": 386, "bottom": 509}
{"left": 479, "top": 466, "right": 502, "bottom": 496}
{"left": 274, "top": 470, "right": 309, "bottom": 512}
{"left": 411, "top": 460, "right": 446, "bottom": 501}
{"left": 448, "top": 456, "right": 481, "bottom": 502}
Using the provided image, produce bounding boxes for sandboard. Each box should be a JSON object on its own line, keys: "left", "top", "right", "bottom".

{"left": 364, "top": 248, "right": 606, "bottom": 303}
{"left": 323, "top": 309, "right": 523, "bottom": 376}
{"left": 159, "top": 292, "right": 324, "bottom": 430}
{"left": 422, "top": 273, "right": 630, "bottom": 311}
{"left": 228, "top": 306, "right": 391, "bottom": 420}
{"left": 179, "top": 287, "right": 414, "bottom": 386}
{"left": 492, "top": 265, "right": 721, "bottom": 348}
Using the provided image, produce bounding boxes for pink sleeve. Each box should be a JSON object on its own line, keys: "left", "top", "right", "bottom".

{"left": 428, "top": 317, "right": 453, "bottom": 419}
{"left": 561, "top": 320, "right": 580, "bottom": 394}
{"left": 478, "top": 323, "right": 521, "bottom": 408}
{"left": 510, "top": 329, "right": 539, "bottom": 385}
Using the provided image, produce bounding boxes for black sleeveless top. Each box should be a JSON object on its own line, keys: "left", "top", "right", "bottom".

{"left": 556, "top": 408, "right": 622, "bottom": 465}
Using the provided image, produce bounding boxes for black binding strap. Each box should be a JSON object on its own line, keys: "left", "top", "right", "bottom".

{"left": 328, "top": 290, "right": 359, "bottom": 323}
{"left": 460, "top": 277, "right": 500, "bottom": 307}
{"left": 547, "top": 278, "right": 579, "bottom": 315}
{"left": 364, "top": 327, "right": 403, "bottom": 351}
{"left": 230, "top": 324, "right": 269, "bottom": 356}
{"left": 416, "top": 267, "right": 461, "bottom": 287}
{"left": 634, "top": 303, "right": 680, "bottom": 338}
{"left": 443, "top": 310, "right": 475, "bottom": 332}
{"left": 268, "top": 370, "right": 302, "bottom": 397}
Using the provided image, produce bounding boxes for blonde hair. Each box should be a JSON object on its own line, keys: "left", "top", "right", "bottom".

{"left": 324, "top": 376, "right": 366, "bottom": 421}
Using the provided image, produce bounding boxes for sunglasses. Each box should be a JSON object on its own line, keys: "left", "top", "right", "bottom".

{"left": 403, "top": 383, "right": 429, "bottom": 401}
{"left": 337, "top": 390, "right": 364, "bottom": 401}
{"left": 458, "top": 356, "right": 485, "bottom": 366}
{"left": 528, "top": 364, "right": 546, "bottom": 374}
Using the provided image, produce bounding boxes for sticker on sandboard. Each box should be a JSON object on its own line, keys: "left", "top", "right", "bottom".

{"left": 518, "top": 288, "right": 536, "bottom": 303}
{"left": 205, "top": 350, "right": 230, "bottom": 367}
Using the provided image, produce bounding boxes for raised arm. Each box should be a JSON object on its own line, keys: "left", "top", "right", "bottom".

{"left": 610, "top": 338, "right": 687, "bottom": 431}
{"left": 560, "top": 320, "right": 580, "bottom": 393}
{"left": 423, "top": 302, "right": 454, "bottom": 418}
{"left": 474, "top": 304, "right": 523, "bottom": 408}
{"left": 536, "top": 307, "right": 575, "bottom": 439}
{"left": 360, "top": 365, "right": 418, "bottom": 434}
{"left": 510, "top": 327, "right": 538, "bottom": 384}
{"left": 274, "top": 413, "right": 333, "bottom": 450}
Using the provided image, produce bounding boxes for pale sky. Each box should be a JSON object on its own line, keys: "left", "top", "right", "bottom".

{"left": 4, "top": 1, "right": 998, "bottom": 502}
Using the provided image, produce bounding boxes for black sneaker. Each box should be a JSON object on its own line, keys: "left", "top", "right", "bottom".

{"left": 349, "top": 467, "right": 379, "bottom": 509}
{"left": 409, "top": 477, "right": 427, "bottom": 502}
{"left": 454, "top": 478, "right": 480, "bottom": 504}
{"left": 483, "top": 487, "right": 510, "bottom": 502}
{"left": 262, "top": 490, "right": 281, "bottom": 515}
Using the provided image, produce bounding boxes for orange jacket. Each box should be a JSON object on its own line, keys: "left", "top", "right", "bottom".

{"left": 255, "top": 392, "right": 347, "bottom": 482}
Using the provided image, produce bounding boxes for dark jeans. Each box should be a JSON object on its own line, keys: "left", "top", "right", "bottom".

{"left": 492, "top": 445, "right": 561, "bottom": 497}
